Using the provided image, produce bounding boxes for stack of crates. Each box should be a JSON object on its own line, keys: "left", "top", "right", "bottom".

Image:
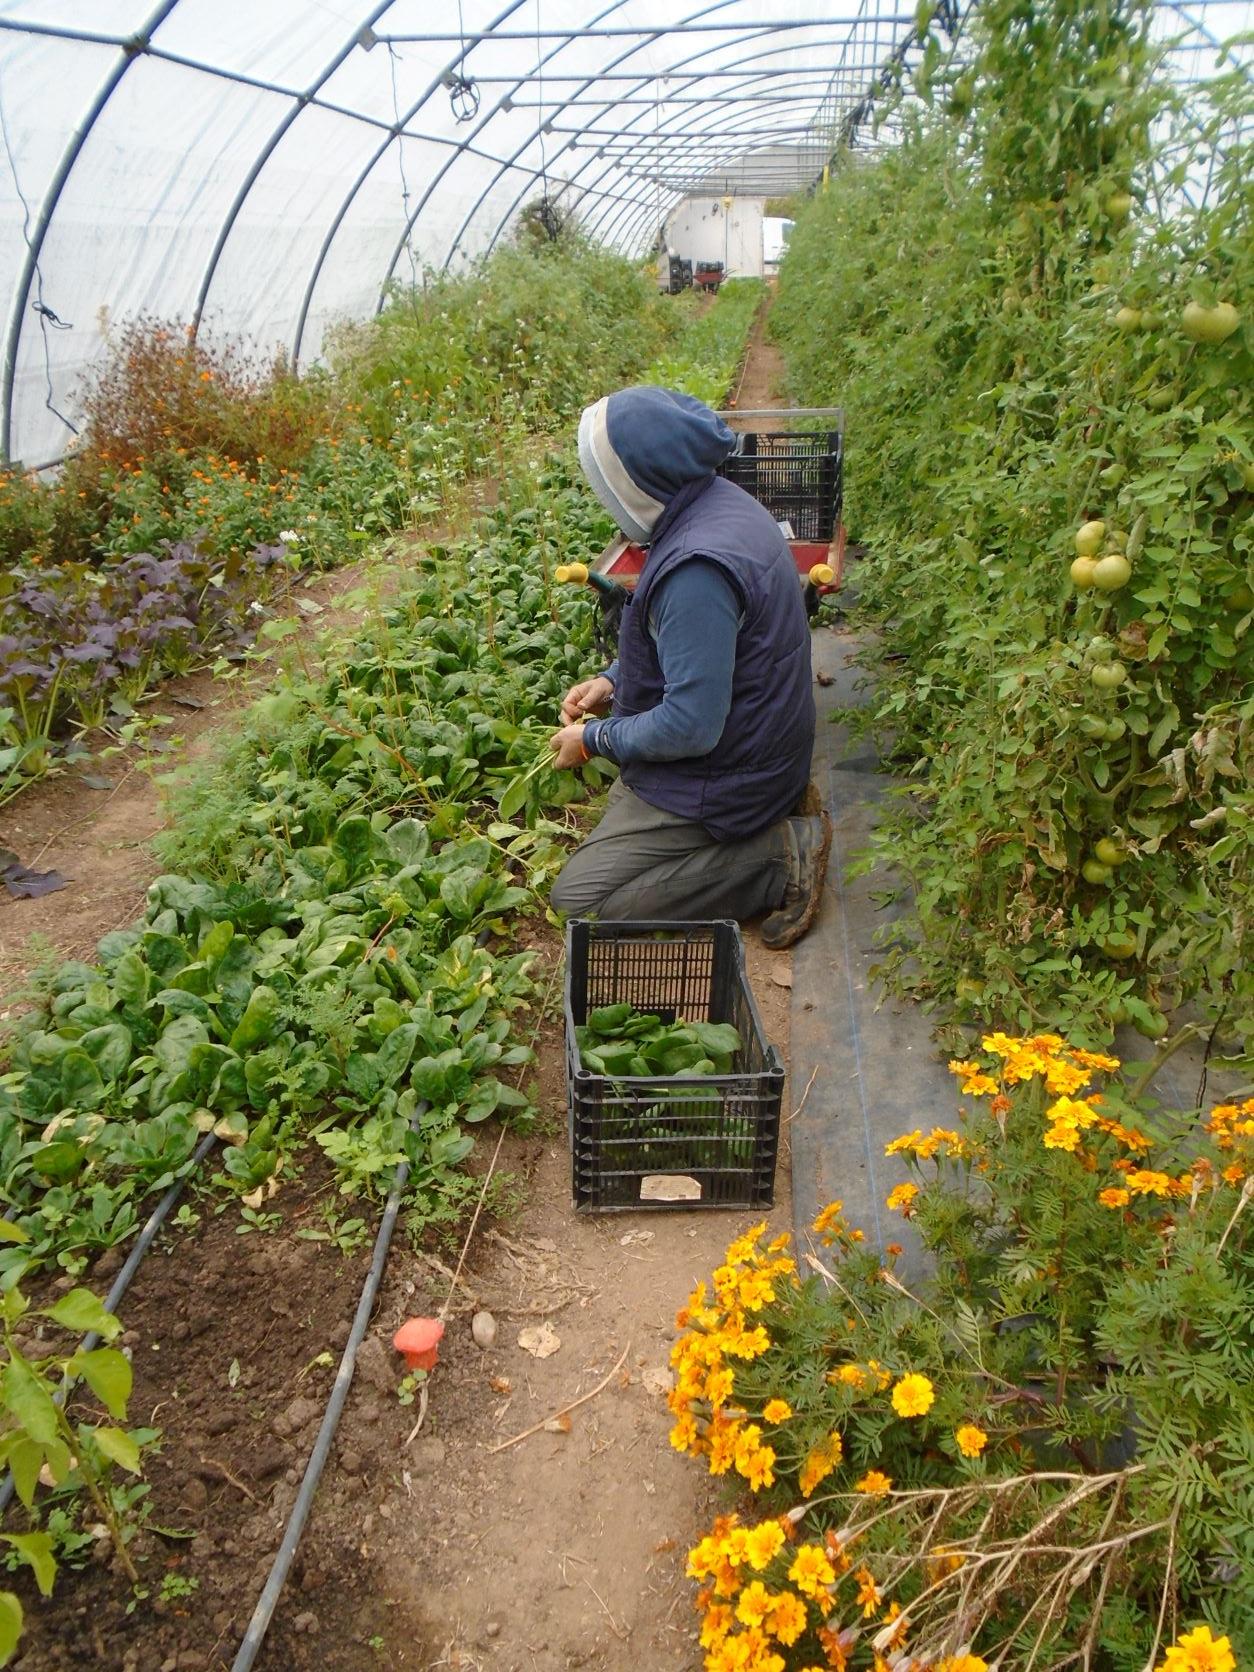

{"left": 718, "top": 430, "right": 843, "bottom": 543}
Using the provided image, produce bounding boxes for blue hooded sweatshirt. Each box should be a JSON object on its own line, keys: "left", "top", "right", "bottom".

{"left": 576, "top": 387, "right": 814, "bottom": 842}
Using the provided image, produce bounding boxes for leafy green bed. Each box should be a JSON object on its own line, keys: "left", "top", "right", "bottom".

{"left": 645, "top": 278, "right": 765, "bottom": 407}
{"left": 0, "top": 463, "right": 614, "bottom": 1282}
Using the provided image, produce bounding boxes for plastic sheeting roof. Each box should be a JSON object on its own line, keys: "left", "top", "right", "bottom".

{"left": 0, "top": 0, "right": 1249, "bottom": 467}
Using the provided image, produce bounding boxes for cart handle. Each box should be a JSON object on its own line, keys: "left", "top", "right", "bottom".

{"left": 715, "top": 407, "right": 844, "bottom": 422}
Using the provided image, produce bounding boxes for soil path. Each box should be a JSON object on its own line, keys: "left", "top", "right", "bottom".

{"left": 4, "top": 319, "right": 803, "bottom": 1672}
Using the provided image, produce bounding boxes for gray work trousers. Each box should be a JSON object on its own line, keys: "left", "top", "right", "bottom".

{"left": 549, "top": 778, "right": 794, "bottom": 922}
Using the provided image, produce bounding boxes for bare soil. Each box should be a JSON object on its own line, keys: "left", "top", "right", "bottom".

{"left": 8, "top": 942, "right": 793, "bottom": 1672}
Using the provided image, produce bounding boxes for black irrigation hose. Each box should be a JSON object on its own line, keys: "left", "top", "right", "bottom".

{"left": 0, "top": 1129, "right": 221, "bottom": 1517}
{"left": 231, "top": 1100, "right": 429, "bottom": 1672}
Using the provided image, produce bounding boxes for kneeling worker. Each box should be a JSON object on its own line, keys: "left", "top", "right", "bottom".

{"left": 547, "top": 386, "right": 831, "bottom": 950}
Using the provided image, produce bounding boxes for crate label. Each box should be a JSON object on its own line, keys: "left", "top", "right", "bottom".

{"left": 640, "top": 1174, "right": 702, "bottom": 1202}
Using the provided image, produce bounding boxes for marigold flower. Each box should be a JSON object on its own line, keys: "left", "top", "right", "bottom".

{"left": 787, "top": 1544, "right": 836, "bottom": 1598}
{"left": 935, "top": 1657, "right": 988, "bottom": 1672}
{"left": 1154, "top": 1625, "right": 1235, "bottom": 1672}
{"left": 1126, "top": 1168, "right": 1174, "bottom": 1197}
{"left": 1069, "top": 1047, "right": 1120, "bottom": 1073}
{"left": 855, "top": 1566, "right": 882, "bottom": 1616}
{"left": 799, "top": 1431, "right": 843, "bottom": 1496}
{"left": 890, "top": 1373, "right": 935, "bottom": 1418}
{"left": 811, "top": 1200, "right": 846, "bottom": 1237}
{"left": 742, "top": 1520, "right": 786, "bottom": 1571}
{"left": 884, "top": 1129, "right": 923, "bottom": 1157}
{"left": 736, "top": 1579, "right": 773, "bottom": 1628}
{"left": 766, "top": 1589, "right": 809, "bottom": 1645}
{"left": 855, "top": 1469, "right": 893, "bottom": 1495}
{"left": 886, "top": 1182, "right": 919, "bottom": 1214}
{"left": 955, "top": 1423, "right": 987, "bottom": 1457}
{"left": 762, "top": 1398, "right": 792, "bottom": 1424}
{"left": 1098, "top": 1187, "right": 1131, "bottom": 1209}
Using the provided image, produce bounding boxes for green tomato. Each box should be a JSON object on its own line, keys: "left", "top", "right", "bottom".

{"left": 1070, "top": 557, "right": 1098, "bottom": 589}
{"left": 1087, "top": 636, "right": 1115, "bottom": 663}
{"left": 1103, "top": 932, "right": 1138, "bottom": 959}
{"left": 1134, "top": 1008, "right": 1169, "bottom": 1040}
{"left": 1082, "top": 860, "right": 1113, "bottom": 885}
{"left": 1074, "top": 520, "right": 1106, "bottom": 558}
{"left": 1091, "top": 661, "right": 1127, "bottom": 690}
{"left": 1094, "top": 837, "right": 1126, "bottom": 866}
{"left": 1092, "top": 553, "right": 1132, "bottom": 591}
{"left": 1103, "top": 716, "right": 1127, "bottom": 740}
{"left": 1181, "top": 301, "right": 1240, "bottom": 345}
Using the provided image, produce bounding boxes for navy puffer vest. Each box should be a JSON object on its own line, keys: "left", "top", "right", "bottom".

{"left": 614, "top": 475, "right": 815, "bottom": 841}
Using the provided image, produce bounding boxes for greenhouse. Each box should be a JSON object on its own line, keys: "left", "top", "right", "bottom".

{"left": 0, "top": 1, "right": 1250, "bottom": 1668}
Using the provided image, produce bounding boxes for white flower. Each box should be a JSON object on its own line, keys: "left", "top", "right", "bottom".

{"left": 278, "top": 529, "right": 299, "bottom": 543}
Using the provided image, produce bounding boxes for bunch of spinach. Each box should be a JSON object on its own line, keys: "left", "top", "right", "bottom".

{"left": 575, "top": 1006, "right": 753, "bottom": 1173}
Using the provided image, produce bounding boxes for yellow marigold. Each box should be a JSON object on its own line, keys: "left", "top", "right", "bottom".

{"left": 831, "top": 1363, "right": 867, "bottom": 1390}
{"left": 1098, "top": 1187, "right": 1131, "bottom": 1209}
{"left": 935, "top": 1657, "right": 988, "bottom": 1672}
{"left": 670, "top": 1412, "right": 700, "bottom": 1452}
{"left": 884, "top": 1129, "right": 923, "bottom": 1157}
{"left": 766, "top": 1589, "right": 809, "bottom": 1646}
{"left": 699, "top": 1601, "right": 735, "bottom": 1649}
{"left": 742, "top": 1519, "right": 786, "bottom": 1572}
{"left": 1154, "top": 1625, "right": 1235, "bottom": 1672}
{"left": 707, "top": 1367, "right": 736, "bottom": 1409}
{"left": 736, "top": 1579, "right": 773, "bottom": 1628}
{"left": 867, "top": 1359, "right": 892, "bottom": 1390}
{"left": 708, "top": 1413, "right": 740, "bottom": 1476}
{"left": 855, "top": 1469, "right": 893, "bottom": 1495}
{"left": 891, "top": 1373, "right": 935, "bottom": 1418}
{"left": 811, "top": 1200, "right": 846, "bottom": 1237}
{"left": 1047, "top": 1095, "right": 1098, "bottom": 1130}
{"left": 980, "top": 1031, "right": 1020, "bottom": 1057}
{"left": 798, "top": 1450, "right": 832, "bottom": 1496}
{"left": 1044, "top": 1120, "right": 1082, "bottom": 1153}
{"left": 1044, "top": 1057, "right": 1091, "bottom": 1095}
{"left": 1126, "top": 1168, "right": 1174, "bottom": 1197}
{"left": 798, "top": 1431, "right": 842, "bottom": 1497}
{"left": 735, "top": 1426, "right": 777, "bottom": 1492}
{"left": 926, "top": 1547, "right": 966, "bottom": 1583}
{"left": 1069, "top": 1046, "right": 1120, "bottom": 1073}
{"left": 886, "top": 1182, "right": 919, "bottom": 1213}
{"left": 955, "top": 1423, "right": 987, "bottom": 1457}
{"left": 787, "top": 1544, "right": 836, "bottom": 1597}
{"left": 855, "top": 1566, "right": 882, "bottom": 1617}
{"left": 762, "top": 1398, "right": 792, "bottom": 1424}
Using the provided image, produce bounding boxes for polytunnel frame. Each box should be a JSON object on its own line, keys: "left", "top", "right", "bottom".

{"left": 482, "top": 0, "right": 985, "bottom": 254}
{"left": 0, "top": 0, "right": 1247, "bottom": 463}
{"left": 382, "top": 4, "right": 916, "bottom": 293}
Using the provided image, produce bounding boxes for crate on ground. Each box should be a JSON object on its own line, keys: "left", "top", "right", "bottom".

{"left": 565, "top": 919, "right": 784, "bottom": 1212}
{"left": 717, "top": 429, "right": 843, "bottom": 542}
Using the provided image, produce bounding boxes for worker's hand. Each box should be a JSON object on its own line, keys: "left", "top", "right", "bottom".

{"left": 549, "top": 723, "right": 590, "bottom": 770}
{"left": 561, "top": 675, "right": 613, "bottom": 725}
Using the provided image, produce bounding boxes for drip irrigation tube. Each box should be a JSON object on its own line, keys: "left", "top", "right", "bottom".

{"left": 0, "top": 1129, "right": 221, "bottom": 1517}
{"left": 230, "top": 1100, "right": 429, "bottom": 1672}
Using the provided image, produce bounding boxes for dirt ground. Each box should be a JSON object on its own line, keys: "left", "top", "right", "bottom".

{"left": 4, "top": 319, "right": 804, "bottom": 1671}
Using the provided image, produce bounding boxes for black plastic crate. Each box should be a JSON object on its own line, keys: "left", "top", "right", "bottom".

{"left": 565, "top": 920, "right": 784, "bottom": 1213}
{"left": 718, "top": 429, "right": 843, "bottom": 542}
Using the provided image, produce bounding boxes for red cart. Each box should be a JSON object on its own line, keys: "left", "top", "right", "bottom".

{"left": 590, "top": 407, "right": 845, "bottom": 610}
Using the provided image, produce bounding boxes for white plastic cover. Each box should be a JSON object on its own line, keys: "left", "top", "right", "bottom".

{"left": 0, "top": 0, "right": 1247, "bottom": 465}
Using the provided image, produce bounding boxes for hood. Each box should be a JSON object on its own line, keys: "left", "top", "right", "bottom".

{"left": 577, "top": 386, "right": 736, "bottom": 544}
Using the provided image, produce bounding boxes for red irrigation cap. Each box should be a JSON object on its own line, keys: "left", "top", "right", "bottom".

{"left": 393, "top": 1316, "right": 445, "bottom": 1372}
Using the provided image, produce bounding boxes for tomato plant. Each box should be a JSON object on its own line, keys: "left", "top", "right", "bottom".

{"left": 773, "top": 0, "right": 1251, "bottom": 1062}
